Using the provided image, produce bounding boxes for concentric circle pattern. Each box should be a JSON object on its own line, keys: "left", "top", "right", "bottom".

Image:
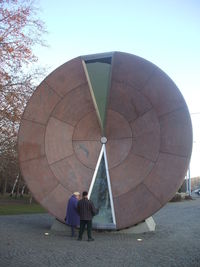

{"left": 18, "top": 52, "right": 192, "bottom": 229}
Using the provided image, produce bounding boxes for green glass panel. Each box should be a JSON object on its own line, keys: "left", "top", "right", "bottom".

{"left": 90, "top": 154, "right": 113, "bottom": 227}
{"left": 85, "top": 61, "right": 111, "bottom": 132}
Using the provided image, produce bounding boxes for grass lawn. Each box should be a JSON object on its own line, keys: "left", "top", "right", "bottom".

{"left": 0, "top": 194, "right": 47, "bottom": 215}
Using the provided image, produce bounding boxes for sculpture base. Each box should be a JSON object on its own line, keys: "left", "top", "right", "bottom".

{"left": 50, "top": 217, "right": 156, "bottom": 235}
{"left": 116, "top": 217, "right": 156, "bottom": 234}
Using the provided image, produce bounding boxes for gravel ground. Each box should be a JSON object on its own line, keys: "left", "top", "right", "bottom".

{"left": 0, "top": 196, "right": 200, "bottom": 267}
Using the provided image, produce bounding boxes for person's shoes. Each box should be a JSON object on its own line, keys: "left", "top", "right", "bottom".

{"left": 77, "top": 237, "right": 82, "bottom": 241}
{"left": 88, "top": 238, "right": 94, "bottom": 242}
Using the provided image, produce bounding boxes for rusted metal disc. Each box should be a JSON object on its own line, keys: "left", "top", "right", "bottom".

{"left": 18, "top": 52, "right": 192, "bottom": 229}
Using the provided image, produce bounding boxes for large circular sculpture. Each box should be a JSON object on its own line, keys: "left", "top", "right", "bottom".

{"left": 18, "top": 52, "right": 192, "bottom": 229}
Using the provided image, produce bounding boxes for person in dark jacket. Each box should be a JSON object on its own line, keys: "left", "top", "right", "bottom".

{"left": 77, "top": 191, "right": 97, "bottom": 241}
{"left": 65, "top": 192, "right": 80, "bottom": 237}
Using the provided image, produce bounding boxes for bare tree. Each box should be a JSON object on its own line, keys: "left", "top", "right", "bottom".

{"left": 0, "top": 0, "right": 47, "bottom": 194}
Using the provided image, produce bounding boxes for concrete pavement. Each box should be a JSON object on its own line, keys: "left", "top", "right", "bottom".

{"left": 0, "top": 197, "right": 200, "bottom": 267}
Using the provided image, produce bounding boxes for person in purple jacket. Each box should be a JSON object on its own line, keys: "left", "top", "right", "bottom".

{"left": 65, "top": 192, "right": 80, "bottom": 237}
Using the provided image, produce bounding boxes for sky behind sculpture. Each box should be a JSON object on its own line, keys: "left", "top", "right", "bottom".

{"left": 34, "top": 0, "right": 200, "bottom": 177}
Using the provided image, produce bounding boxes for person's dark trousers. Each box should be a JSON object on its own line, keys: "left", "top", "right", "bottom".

{"left": 78, "top": 220, "right": 92, "bottom": 239}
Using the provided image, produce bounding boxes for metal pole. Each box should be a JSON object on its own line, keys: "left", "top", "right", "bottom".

{"left": 188, "top": 166, "right": 191, "bottom": 195}
{"left": 185, "top": 173, "right": 188, "bottom": 193}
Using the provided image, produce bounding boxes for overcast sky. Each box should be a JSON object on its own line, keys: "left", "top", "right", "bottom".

{"left": 34, "top": 0, "right": 200, "bottom": 177}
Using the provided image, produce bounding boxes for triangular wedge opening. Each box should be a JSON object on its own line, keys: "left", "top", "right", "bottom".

{"left": 88, "top": 144, "right": 116, "bottom": 229}
{"left": 82, "top": 53, "right": 113, "bottom": 135}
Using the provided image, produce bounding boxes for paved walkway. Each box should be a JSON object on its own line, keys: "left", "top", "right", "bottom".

{"left": 0, "top": 196, "right": 200, "bottom": 267}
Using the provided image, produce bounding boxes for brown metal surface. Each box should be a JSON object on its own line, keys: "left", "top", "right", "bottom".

{"left": 106, "top": 138, "right": 132, "bottom": 169}
{"left": 23, "top": 81, "right": 61, "bottom": 124}
{"left": 45, "top": 117, "right": 74, "bottom": 164}
{"left": 113, "top": 183, "right": 162, "bottom": 229}
{"left": 18, "top": 52, "right": 192, "bottom": 229}
{"left": 142, "top": 68, "right": 186, "bottom": 116}
{"left": 106, "top": 110, "right": 132, "bottom": 139}
{"left": 50, "top": 155, "right": 93, "bottom": 193}
{"left": 143, "top": 153, "right": 190, "bottom": 205}
{"left": 41, "top": 184, "right": 72, "bottom": 220}
{"left": 110, "top": 152, "right": 155, "bottom": 197}
{"left": 52, "top": 83, "right": 94, "bottom": 126}
{"left": 73, "top": 111, "right": 101, "bottom": 141}
{"left": 112, "top": 52, "right": 157, "bottom": 88}
{"left": 159, "top": 107, "right": 193, "bottom": 156}
{"left": 109, "top": 81, "right": 152, "bottom": 122}
{"left": 18, "top": 120, "right": 45, "bottom": 161}
{"left": 73, "top": 141, "right": 101, "bottom": 169}
{"left": 20, "top": 157, "right": 58, "bottom": 202}
{"left": 44, "top": 57, "right": 87, "bottom": 97}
